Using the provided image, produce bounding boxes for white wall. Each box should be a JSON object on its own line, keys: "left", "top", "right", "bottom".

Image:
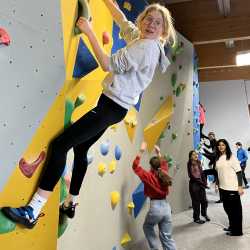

{"left": 200, "top": 80, "right": 250, "bottom": 177}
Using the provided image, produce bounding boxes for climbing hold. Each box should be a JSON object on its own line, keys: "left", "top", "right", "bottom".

{"left": 164, "top": 154, "right": 174, "bottom": 168}
{"left": 0, "top": 210, "right": 16, "bottom": 234}
{"left": 74, "top": 0, "right": 91, "bottom": 35}
{"left": 123, "top": 1, "right": 132, "bottom": 11}
{"left": 160, "top": 96, "right": 164, "bottom": 100}
{"left": 171, "top": 133, "right": 178, "bottom": 141}
{"left": 60, "top": 177, "right": 68, "bottom": 203}
{"left": 0, "top": 28, "right": 11, "bottom": 46}
{"left": 19, "top": 151, "right": 46, "bottom": 178}
{"left": 87, "top": 152, "right": 94, "bottom": 165}
{"left": 110, "top": 123, "right": 118, "bottom": 131}
{"left": 100, "top": 140, "right": 110, "bottom": 156}
{"left": 159, "top": 132, "right": 165, "bottom": 139}
{"left": 180, "top": 83, "right": 186, "bottom": 91}
{"left": 109, "top": 160, "right": 117, "bottom": 174}
{"left": 102, "top": 31, "right": 110, "bottom": 45}
{"left": 111, "top": 191, "right": 120, "bottom": 209}
{"left": 171, "top": 73, "right": 177, "bottom": 87}
{"left": 98, "top": 162, "right": 106, "bottom": 176}
{"left": 176, "top": 85, "right": 181, "bottom": 97}
{"left": 64, "top": 98, "right": 74, "bottom": 128}
{"left": 171, "top": 55, "right": 176, "bottom": 62}
{"left": 121, "top": 232, "right": 132, "bottom": 246}
{"left": 127, "top": 202, "right": 135, "bottom": 215}
{"left": 114, "top": 145, "right": 122, "bottom": 161}
{"left": 74, "top": 94, "right": 85, "bottom": 108}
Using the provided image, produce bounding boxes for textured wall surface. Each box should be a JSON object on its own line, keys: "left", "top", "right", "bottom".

{"left": 0, "top": 0, "right": 65, "bottom": 191}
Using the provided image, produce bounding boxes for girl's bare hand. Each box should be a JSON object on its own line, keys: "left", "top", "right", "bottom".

{"left": 76, "top": 17, "right": 92, "bottom": 35}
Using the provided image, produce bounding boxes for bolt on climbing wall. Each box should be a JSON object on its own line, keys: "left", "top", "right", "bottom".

{"left": 0, "top": 0, "right": 65, "bottom": 191}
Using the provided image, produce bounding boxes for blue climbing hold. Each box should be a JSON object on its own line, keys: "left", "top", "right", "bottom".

{"left": 114, "top": 145, "right": 122, "bottom": 161}
{"left": 100, "top": 140, "right": 110, "bottom": 156}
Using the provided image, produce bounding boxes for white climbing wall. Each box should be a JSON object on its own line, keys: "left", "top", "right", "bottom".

{"left": 0, "top": 0, "right": 65, "bottom": 191}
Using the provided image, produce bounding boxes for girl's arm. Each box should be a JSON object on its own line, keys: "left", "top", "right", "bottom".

{"left": 76, "top": 17, "right": 110, "bottom": 71}
{"left": 103, "top": 0, "right": 127, "bottom": 27}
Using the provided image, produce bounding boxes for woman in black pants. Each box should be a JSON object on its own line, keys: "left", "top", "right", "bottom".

{"left": 215, "top": 139, "right": 244, "bottom": 236}
{"left": 187, "top": 150, "right": 210, "bottom": 224}
{"left": 2, "top": 1, "right": 176, "bottom": 228}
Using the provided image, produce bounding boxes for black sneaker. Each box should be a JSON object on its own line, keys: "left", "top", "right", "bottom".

{"left": 203, "top": 215, "right": 211, "bottom": 222}
{"left": 194, "top": 219, "right": 205, "bottom": 224}
{"left": 223, "top": 227, "right": 231, "bottom": 232}
{"left": 59, "top": 202, "right": 78, "bottom": 219}
{"left": 1, "top": 206, "right": 44, "bottom": 229}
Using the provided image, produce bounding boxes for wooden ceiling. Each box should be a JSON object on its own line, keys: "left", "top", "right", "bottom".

{"left": 149, "top": 0, "right": 250, "bottom": 82}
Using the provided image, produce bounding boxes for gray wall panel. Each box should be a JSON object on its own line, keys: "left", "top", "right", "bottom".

{"left": 0, "top": 0, "right": 65, "bottom": 191}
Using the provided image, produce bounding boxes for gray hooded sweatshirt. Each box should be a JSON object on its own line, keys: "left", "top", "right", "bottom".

{"left": 102, "top": 20, "right": 170, "bottom": 110}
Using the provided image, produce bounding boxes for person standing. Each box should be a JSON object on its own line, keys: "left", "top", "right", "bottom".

{"left": 236, "top": 142, "right": 249, "bottom": 189}
{"left": 132, "top": 142, "right": 176, "bottom": 250}
{"left": 215, "top": 139, "right": 244, "bottom": 236}
{"left": 187, "top": 150, "right": 210, "bottom": 224}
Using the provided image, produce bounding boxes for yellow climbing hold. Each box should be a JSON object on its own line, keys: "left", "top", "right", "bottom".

{"left": 98, "top": 162, "right": 106, "bottom": 176}
{"left": 109, "top": 160, "right": 117, "bottom": 174}
{"left": 127, "top": 201, "right": 135, "bottom": 215}
{"left": 111, "top": 191, "right": 120, "bottom": 209}
{"left": 123, "top": 2, "right": 132, "bottom": 11}
{"left": 121, "top": 232, "right": 132, "bottom": 246}
{"left": 124, "top": 107, "right": 138, "bottom": 142}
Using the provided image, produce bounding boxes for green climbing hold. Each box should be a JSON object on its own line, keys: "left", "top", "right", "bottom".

{"left": 159, "top": 132, "right": 165, "bottom": 139}
{"left": 60, "top": 177, "right": 68, "bottom": 204}
{"left": 171, "top": 133, "right": 178, "bottom": 141}
{"left": 64, "top": 99, "right": 74, "bottom": 129}
{"left": 164, "top": 154, "right": 174, "bottom": 168}
{"left": 171, "top": 55, "right": 176, "bottom": 63}
{"left": 0, "top": 210, "right": 16, "bottom": 234}
{"left": 160, "top": 96, "right": 164, "bottom": 101}
{"left": 176, "top": 86, "right": 181, "bottom": 97}
{"left": 171, "top": 73, "right": 177, "bottom": 87}
{"left": 58, "top": 213, "right": 69, "bottom": 238}
{"left": 74, "top": 94, "right": 85, "bottom": 108}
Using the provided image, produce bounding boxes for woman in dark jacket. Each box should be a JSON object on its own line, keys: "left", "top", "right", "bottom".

{"left": 187, "top": 150, "right": 210, "bottom": 224}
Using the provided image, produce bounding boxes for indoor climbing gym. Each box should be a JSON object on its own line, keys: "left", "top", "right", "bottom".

{"left": 0, "top": 0, "right": 250, "bottom": 250}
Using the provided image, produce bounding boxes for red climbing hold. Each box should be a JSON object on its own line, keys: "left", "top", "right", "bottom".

{"left": 19, "top": 151, "right": 46, "bottom": 178}
{"left": 0, "top": 28, "right": 10, "bottom": 46}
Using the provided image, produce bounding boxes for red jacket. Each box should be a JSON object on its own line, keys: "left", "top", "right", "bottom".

{"left": 132, "top": 155, "right": 169, "bottom": 199}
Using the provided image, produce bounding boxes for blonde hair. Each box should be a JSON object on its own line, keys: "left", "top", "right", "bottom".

{"left": 136, "top": 3, "right": 177, "bottom": 46}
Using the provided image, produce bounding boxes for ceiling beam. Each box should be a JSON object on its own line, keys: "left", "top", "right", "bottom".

{"left": 167, "top": 0, "right": 250, "bottom": 43}
{"left": 196, "top": 40, "right": 250, "bottom": 68}
{"left": 199, "top": 66, "right": 250, "bottom": 82}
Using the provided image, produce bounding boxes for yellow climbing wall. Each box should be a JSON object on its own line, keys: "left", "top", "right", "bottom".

{"left": 0, "top": 0, "right": 113, "bottom": 249}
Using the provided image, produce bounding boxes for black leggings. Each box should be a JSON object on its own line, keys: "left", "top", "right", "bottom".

{"left": 39, "top": 94, "right": 127, "bottom": 195}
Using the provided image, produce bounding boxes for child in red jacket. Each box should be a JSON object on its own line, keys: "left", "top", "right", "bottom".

{"left": 132, "top": 142, "right": 176, "bottom": 250}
